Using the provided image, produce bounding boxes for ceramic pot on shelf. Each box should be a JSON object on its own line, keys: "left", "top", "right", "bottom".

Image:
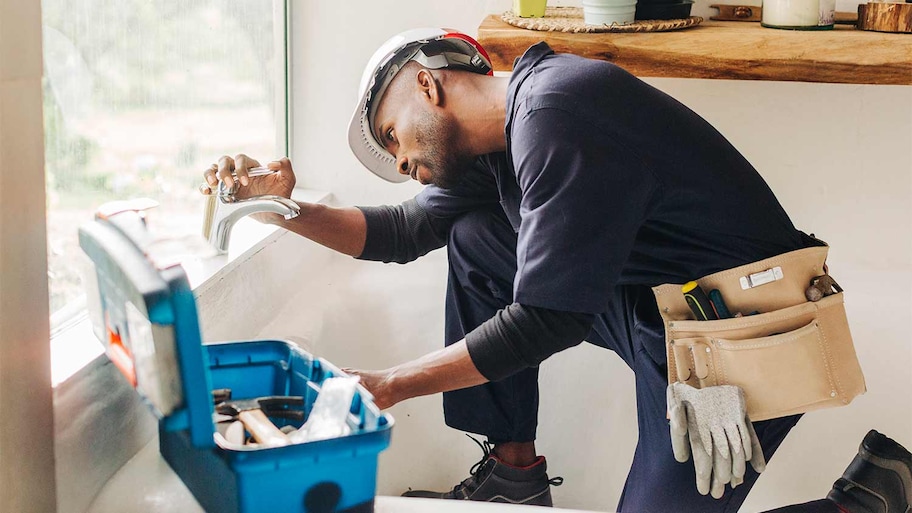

{"left": 583, "top": 0, "right": 638, "bottom": 25}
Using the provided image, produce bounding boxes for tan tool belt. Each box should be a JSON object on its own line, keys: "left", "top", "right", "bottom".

{"left": 652, "top": 245, "right": 866, "bottom": 421}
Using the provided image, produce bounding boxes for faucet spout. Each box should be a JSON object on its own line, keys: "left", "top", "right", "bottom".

{"left": 205, "top": 194, "right": 300, "bottom": 254}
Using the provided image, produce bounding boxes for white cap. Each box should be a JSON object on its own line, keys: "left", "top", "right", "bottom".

{"left": 347, "top": 28, "right": 492, "bottom": 183}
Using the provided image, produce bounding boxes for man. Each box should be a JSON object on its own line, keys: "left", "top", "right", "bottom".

{"left": 203, "top": 29, "right": 911, "bottom": 512}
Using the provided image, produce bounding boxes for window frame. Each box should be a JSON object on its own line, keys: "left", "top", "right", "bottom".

{"left": 49, "top": 0, "right": 294, "bottom": 387}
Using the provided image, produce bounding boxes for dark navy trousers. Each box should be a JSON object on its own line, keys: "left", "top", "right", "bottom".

{"left": 440, "top": 206, "right": 821, "bottom": 513}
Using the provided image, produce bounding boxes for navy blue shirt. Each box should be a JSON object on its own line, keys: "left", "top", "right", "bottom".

{"left": 417, "top": 42, "right": 803, "bottom": 315}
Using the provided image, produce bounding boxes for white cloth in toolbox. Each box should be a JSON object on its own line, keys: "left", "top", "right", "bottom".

{"left": 87, "top": 437, "right": 599, "bottom": 513}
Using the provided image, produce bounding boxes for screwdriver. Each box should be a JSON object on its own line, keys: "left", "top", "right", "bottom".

{"left": 682, "top": 281, "right": 719, "bottom": 321}
{"left": 708, "top": 289, "right": 733, "bottom": 319}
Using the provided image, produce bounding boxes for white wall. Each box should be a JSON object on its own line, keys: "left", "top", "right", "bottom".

{"left": 249, "top": 2, "right": 912, "bottom": 512}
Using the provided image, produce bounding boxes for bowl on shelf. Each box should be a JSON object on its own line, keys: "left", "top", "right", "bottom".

{"left": 635, "top": 0, "right": 694, "bottom": 20}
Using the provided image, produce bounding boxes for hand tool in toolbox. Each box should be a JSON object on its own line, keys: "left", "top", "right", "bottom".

{"left": 220, "top": 421, "right": 247, "bottom": 446}
{"left": 79, "top": 200, "right": 394, "bottom": 513}
{"left": 216, "top": 398, "right": 291, "bottom": 447}
{"left": 215, "top": 395, "right": 306, "bottom": 447}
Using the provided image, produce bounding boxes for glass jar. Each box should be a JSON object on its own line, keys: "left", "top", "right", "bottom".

{"left": 761, "top": 0, "right": 835, "bottom": 29}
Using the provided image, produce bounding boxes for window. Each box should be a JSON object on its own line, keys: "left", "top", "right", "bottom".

{"left": 43, "top": 0, "right": 289, "bottom": 329}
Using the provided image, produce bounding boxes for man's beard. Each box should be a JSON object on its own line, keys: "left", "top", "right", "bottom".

{"left": 413, "top": 109, "right": 474, "bottom": 189}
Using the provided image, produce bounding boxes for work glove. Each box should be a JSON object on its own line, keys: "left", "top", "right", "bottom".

{"left": 666, "top": 382, "right": 766, "bottom": 498}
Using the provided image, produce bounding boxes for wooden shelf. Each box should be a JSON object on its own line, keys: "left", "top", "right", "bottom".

{"left": 477, "top": 14, "right": 912, "bottom": 85}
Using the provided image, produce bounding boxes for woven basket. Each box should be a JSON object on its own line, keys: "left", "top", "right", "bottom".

{"left": 502, "top": 6, "right": 703, "bottom": 33}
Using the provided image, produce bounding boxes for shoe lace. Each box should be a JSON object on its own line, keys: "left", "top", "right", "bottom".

{"left": 450, "top": 435, "right": 495, "bottom": 495}
{"left": 467, "top": 435, "right": 494, "bottom": 476}
{"left": 451, "top": 435, "right": 564, "bottom": 496}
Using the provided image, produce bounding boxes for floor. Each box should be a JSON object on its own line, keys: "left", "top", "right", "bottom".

{"left": 86, "top": 437, "right": 598, "bottom": 513}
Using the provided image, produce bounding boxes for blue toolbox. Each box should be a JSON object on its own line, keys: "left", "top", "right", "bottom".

{"left": 78, "top": 205, "right": 393, "bottom": 513}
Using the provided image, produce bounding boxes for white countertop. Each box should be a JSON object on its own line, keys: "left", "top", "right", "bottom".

{"left": 87, "top": 437, "right": 597, "bottom": 513}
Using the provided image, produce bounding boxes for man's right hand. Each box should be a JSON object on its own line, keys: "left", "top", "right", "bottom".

{"left": 199, "top": 153, "right": 368, "bottom": 258}
{"left": 200, "top": 154, "right": 296, "bottom": 201}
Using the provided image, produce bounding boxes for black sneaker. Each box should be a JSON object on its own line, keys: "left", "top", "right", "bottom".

{"left": 827, "top": 430, "right": 912, "bottom": 513}
{"left": 402, "top": 436, "right": 563, "bottom": 507}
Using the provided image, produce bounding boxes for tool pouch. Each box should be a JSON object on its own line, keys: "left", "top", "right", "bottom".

{"left": 652, "top": 244, "right": 865, "bottom": 421}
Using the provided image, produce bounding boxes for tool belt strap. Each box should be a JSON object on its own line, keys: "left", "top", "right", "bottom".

{"left": 652, "top": 245, "right": 866, "bottom": 421}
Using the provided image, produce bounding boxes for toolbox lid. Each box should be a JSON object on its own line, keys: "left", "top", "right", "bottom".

{"left": 79, "top": 205, "right": 215, "bottom": 448}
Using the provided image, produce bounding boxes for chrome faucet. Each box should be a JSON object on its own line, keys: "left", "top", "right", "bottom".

{"left": 203, "top": 178, "right": 301, "bottom": 254}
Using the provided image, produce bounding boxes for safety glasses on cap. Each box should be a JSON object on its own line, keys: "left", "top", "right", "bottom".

{"left": 347, "top": 29, "right": 492, "bottom": 183}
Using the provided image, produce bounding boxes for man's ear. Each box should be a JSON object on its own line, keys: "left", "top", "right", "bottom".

{"left": 416, "top": 69, "right": 442, "bottom": 106}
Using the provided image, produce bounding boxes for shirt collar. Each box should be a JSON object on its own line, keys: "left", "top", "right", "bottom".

{"left": 505, "top": 42, "right": 555, "bottom": 133}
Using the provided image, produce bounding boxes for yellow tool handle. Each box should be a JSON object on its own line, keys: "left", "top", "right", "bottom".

{"left": 238, "top": 409, "right": 290, "bottom": 447}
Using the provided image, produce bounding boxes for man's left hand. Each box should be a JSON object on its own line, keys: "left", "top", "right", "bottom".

{"left": 342, "top": 340, "right": 490, "bottom": 411}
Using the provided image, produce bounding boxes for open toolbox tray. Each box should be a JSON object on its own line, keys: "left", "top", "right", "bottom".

{"left": 78, "top": 204, "right": 393, "bottom": 513}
